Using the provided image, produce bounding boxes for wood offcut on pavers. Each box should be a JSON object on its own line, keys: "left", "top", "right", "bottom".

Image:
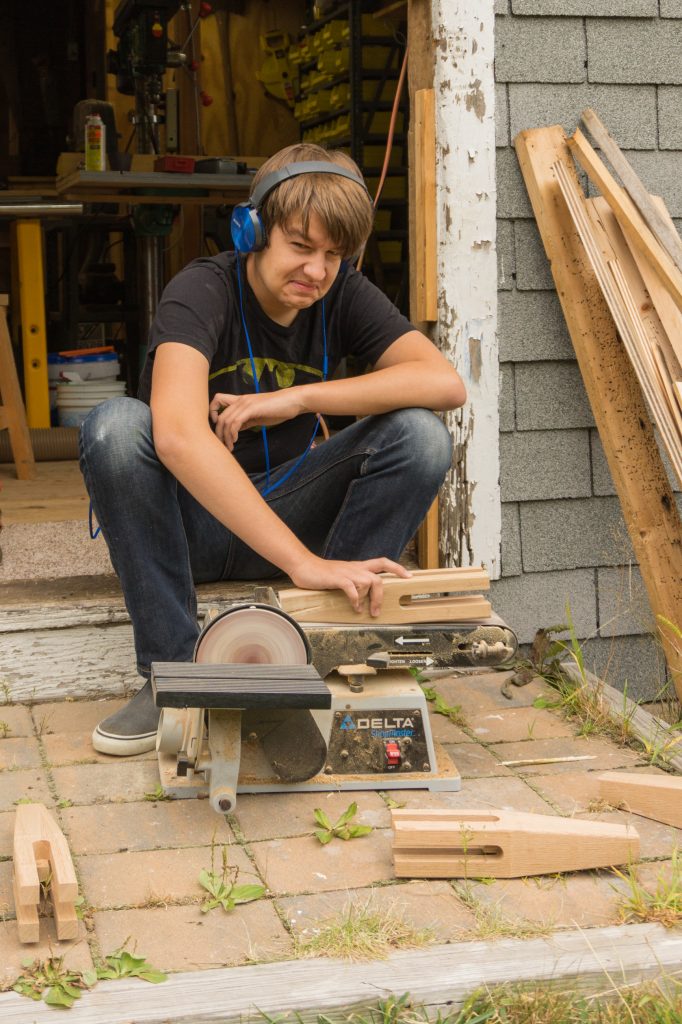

{"left": 0, "top": 669, "right": 680, "bottom": 1018}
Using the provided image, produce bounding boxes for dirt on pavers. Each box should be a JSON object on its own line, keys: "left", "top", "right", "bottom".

{"left": 0, "top": 669, "right": 678, "bottom": 983}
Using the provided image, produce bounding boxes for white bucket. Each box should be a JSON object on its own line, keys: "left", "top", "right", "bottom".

{"left": 56, "top": 380, "right": 127, "bottom": 427}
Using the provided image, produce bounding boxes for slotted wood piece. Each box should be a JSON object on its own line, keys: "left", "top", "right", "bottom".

{"left": 598, "top": 771, "right": 682, "bottom": 829}
{"left": 391, "top": 808, "right": 639, "bottom": 878}
{"left": 279, "top": 568, "right": 491, "bottom": 624}
{"left": 13, "top": 802, "right": 79, "bottom": 942}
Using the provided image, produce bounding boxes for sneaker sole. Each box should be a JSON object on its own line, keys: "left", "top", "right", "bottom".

{"left": 92, "top": 726, "right": 158, "bottom": 757}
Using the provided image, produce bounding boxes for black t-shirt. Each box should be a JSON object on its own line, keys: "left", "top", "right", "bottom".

{"left": 138, "top": 252, "right": 414, "bottom": 474}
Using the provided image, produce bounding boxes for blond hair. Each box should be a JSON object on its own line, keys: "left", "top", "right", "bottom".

{"left": 251, "top": 144, "right": 374, "bottom": 259}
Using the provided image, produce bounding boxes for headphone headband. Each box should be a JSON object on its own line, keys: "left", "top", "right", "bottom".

{"left": 250, "top": 161, "right": 369, "bottom": 209}
{"left": 231, "top": 160, "right": 368, "bottom": 254}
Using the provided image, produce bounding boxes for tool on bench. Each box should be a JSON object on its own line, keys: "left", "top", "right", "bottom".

{"left": 151, "top": 569, "right": 518, "bottom": 812}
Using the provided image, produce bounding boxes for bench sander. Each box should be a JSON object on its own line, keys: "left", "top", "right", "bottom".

{"left": 150, "top": 569, "right": 517, "bottom": 813}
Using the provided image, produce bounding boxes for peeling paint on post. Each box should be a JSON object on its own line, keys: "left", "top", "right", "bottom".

{"left": 433, "top": 0, "right": 500, "bottom": 578}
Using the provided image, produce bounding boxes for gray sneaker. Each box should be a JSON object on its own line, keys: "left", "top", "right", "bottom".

{"left": 92, "top": 680, "right": 160, "bottom": 756}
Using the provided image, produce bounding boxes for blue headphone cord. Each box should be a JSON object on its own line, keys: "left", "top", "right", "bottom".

{"left": 235, "top": 253, "right": 327, "bottom": 498}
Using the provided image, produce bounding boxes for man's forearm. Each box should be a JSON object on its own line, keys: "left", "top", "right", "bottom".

{"left": 297, "top": 360, "right": 464, "bottom": 417}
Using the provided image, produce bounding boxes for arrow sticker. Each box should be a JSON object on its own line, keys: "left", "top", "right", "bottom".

{"left": 395, "top": 636, "right": 430, "bottom": 645}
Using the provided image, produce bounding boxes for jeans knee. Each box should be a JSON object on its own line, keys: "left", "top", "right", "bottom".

{"left": 393, "top": 408, "right": 453, "bottom": 484}
{"left": 80, "top": 397, "right": 153, "bottom": 478}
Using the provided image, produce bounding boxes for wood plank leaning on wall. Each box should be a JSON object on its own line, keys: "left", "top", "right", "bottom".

{"left": 408, "top": 0, "right": 440, "bottom": 569}
{"left": 515, "top": 125, "right": 682, "bottom": 701}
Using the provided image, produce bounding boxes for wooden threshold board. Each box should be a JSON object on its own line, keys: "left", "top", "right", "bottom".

{"left": 0, "top": 460, "right": 89, "bottom": 524}
{"left": 0, "top": 923, "right": 680, "bottom": 1023}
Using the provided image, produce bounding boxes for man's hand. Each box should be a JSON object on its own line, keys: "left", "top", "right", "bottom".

{"left": 210, "top": 389, "right": 306, "bottom": 450}
{"left": 290, "top": 555, "right": 411, "bottom": 617}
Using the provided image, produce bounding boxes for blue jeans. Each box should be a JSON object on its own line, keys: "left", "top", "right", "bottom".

{"left": 79, "top": 397, "right": 453, "bottom": 678}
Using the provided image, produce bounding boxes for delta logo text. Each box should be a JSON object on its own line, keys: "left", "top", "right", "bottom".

{"left": 339, "top": 714, "right": 415, "bottom": 738}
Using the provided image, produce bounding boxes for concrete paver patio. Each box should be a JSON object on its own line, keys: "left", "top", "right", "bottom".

{"left": 0, "top": 669, "right": 679, "bottom": 990}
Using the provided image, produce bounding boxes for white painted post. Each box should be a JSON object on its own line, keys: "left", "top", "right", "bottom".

{"left": 432, "top": 0, "right": 500, "bottom": 578}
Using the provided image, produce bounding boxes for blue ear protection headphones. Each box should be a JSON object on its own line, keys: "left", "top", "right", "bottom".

{"left": 230, "top": 160, "right": 369, "bottom": 254}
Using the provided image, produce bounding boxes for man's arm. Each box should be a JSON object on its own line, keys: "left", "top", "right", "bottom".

{"left": 211, "top": 330, "right": 465, "bottom": 449}
{"left": 150, "top": 342, "right": 409, "bottom": 613}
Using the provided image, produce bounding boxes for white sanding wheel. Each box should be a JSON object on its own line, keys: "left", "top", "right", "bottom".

{"left": 194, "top": 604, "right": 311, "bottom": 666}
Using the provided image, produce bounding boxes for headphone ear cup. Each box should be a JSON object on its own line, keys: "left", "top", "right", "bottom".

{"left": 231, "top": 203, "right": 266, "bottom": 253}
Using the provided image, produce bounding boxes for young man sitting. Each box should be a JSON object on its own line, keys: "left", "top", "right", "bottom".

{"left": 79, "top": 142, "right": 466, "bottom": 758}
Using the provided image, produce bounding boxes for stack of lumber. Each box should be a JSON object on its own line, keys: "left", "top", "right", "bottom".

{"left": 564, "top": 111, "right": 682, "bottom": 484}
{"left": 515, "top": 113, "right": 682, "bottom": 701}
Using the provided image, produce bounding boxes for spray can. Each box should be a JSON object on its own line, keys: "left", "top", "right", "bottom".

{"left": 85, "top": 114, "right": 106, "bottom": 172}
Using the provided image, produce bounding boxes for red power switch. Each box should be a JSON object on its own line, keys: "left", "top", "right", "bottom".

{"left": 385, "top": 741, "right": 401, "bottom": 770}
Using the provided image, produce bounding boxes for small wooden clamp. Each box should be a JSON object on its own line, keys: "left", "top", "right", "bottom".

{"left": 598, "top": 771, "right": 682, "bottom": 828}
{"left": 391, "top": 808, "right": 639, "bottom": 878}
{"left": 13, "top": 803, "right": 79, "bottom": 943}
{"left": 279, "top": 567, "right": 492, "bottom": 625}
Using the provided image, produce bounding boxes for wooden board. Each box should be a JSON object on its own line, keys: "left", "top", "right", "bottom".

{"left": 391, "top": 807, "right": 639, "bottom": 878}
{"left": 598, "top": 771, "right": 682, "bottom": 829}
{"left": 417, "top": 498, "right": 439, "bottom": 569}
{"left": 514, "top": 125, "right": 682, "bottom": 700}
{"left": 620, "top": 195, "right": 682, "bottom": 382}
{"left": 0, "top": 306, "right": 35, "bottom": 480}
{"left": 279, "top": 567, "right": 491, "bottom": 624}
{"left": 587, "top": 196, "right": 682, "bottom": 467}
{"left": 1, "top": 923, "right": 682, "bottom": 1023}
{"left": 413, "top": 88, "right": 437, "bottom": 322}
{"left": 580, "top": 108, "right": 682, "bottom": 275}
{"left": 0, "top": 460, "right": 89, "bottom": 524}
{"left": 568, "top": 128, "right": 682, "bottom": 311}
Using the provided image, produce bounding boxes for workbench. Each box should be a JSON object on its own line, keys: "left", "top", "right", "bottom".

{"left": 54, "top": 168, "right": 252, "bottom": 207}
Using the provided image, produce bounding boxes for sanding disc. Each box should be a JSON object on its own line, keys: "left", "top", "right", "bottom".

{"left": 194, "top": 604, "right": 311, "bottom": 666}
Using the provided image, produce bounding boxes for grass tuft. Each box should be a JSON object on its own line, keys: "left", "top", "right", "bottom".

{"left": 613, "top": 850, "right": 682, "bottom": 929}
{"left": 294, "top": 900, "right": 434, "bottom": 961}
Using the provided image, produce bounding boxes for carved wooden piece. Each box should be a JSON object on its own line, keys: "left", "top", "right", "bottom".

{"left": 13, "top": 803, "right": 78, "bottom": 942}
{"left": 279, "top": 568, "right": 491, "bottom": 625}
{"left": 391, "top": 808, "right": 639, "bottom": 878}
{"left": 598, "top": 771, "right": 682, "bottom": 829}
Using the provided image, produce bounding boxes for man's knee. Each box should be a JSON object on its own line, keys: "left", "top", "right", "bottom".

{"left": 80, "top": 397, "right": 153, "bottom": 476}
{"left": 391, "top": 408, "right": 453, "bottom": 482}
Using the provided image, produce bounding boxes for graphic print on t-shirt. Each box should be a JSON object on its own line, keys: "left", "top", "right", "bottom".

{"left": 209, "top": 357, "right": 323, "bottom": 390}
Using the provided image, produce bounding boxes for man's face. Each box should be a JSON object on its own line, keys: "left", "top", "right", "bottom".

{"left": 248, "top": 212, "right": 343, "bottom": 323}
